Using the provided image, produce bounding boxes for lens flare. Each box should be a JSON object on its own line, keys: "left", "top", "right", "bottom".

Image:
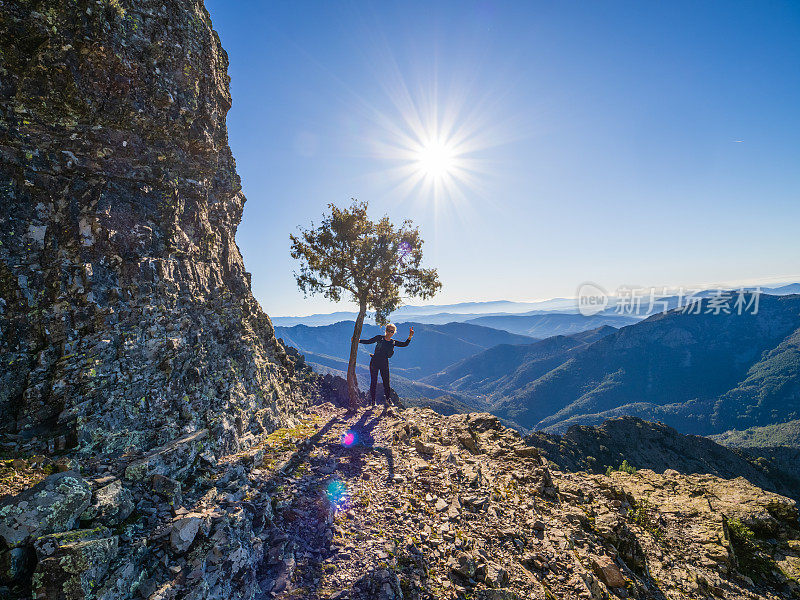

{"left": 326, "top": 25, "right": 528, "bottom": 245}
{"left": 341, "top": 430, "right": 357, "bottom": 447}
{"left": 326, "top": 479, "right": 350, "bottom": 511}
{"left": 348, "top": 61, "right": 512, "bottom": 215}
{"left": 353, "top": 50, "right": 527, "bottom": 219}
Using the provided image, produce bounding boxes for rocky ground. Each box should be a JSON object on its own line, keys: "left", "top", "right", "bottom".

{"left": 2, "top": 402, "right": 799, "bottom": 600}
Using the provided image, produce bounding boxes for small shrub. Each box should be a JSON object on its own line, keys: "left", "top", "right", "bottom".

{"left": 726, "top": 516, "right": 777, "bottom": 580}
{"left": 727, "top": 517, "right": 755, "bottom": 542}
{"left": 629, "top": 497, "right": 664, "bottom": 542}
{"left": 606, "top": 459, "right": 637, "bottom": 476}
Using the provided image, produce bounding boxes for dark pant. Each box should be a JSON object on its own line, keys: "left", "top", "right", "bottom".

{"left": 369, "top": 357, "right": 391, "bottom": 405}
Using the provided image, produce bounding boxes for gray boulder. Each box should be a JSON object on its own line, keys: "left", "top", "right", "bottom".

{"left": 80, "top": 480, "right": 134, "bottom": 526}
{"left": 170, "top": 516, "right": 202, "bottom": 554}
{"left": 33, "top": 527, "right": 113, "bottom": 560}
{"left": 124, "top": 430, "right": 208, "bottom": 482}
{"left": 414, "top": 439, "right": 435, "bottom": 455}
{"left": 483, "top": 561, "right": 510, "bottom": 588}
{"left": 0, "top": 471, "right": 91, "bottom": 548}
{"left": 152, "top": 473, "right": 183, "bottom": 507}
{"left": 354, "top": 568, "right": 404, "bottom": 600}
{"left": 450, "top": 552, "right": 478, "bottom": 579}
{"left": 31, "top": 528, "right": 118, "bottom": 600}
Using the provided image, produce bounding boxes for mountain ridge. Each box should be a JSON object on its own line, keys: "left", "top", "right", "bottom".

{"left": 711, "top": 419, "right": 800, "bottom": 448}
{"left": 272, "top": 285, "right": 800, "bottom": 326}
{"left": 526, "top": 415, "right": 800, "bottom": 501}
{"left": 426, "top": 294, "right": 800, "bottom": 435}
{"left": 422, "top": 326, "right": 618, "bottom": 397}
{"left": 276, "top": 321, "right": 537, "bottom": 379}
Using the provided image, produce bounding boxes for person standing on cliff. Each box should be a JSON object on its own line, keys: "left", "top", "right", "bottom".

{"left": 359, "top": 323, "right": 414, "bottom": 408}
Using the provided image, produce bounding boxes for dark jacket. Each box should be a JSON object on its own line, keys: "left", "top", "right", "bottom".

{"left": 359, "top": 334, "right": 411, "bottom": 362}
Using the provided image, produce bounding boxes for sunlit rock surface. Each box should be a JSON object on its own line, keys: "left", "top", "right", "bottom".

{"left": 3, "top": 403, "right": 797, "bottom": 599}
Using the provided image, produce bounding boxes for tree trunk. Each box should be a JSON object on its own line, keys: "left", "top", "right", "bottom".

{"left": 347, "top": 301, "right": 367, "bottom": 411}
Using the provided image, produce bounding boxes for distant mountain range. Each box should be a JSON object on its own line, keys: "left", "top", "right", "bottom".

{"left": 275, "top": 313, "right": 638, "bottom": 382}
{"left": 422, "top": 326, "right": 617, "bottom": 397}
{"left": 433, "top": 293, "right": 800, "bottom": 435}
{"left": 272, "top": 283, "right": 800, "bottom": 326}
{"left": 463, "top": 313, "right": 637, "bottom": 337}
{"left": 274, "top": 320, "right": 535, "bottom": 379}
{"left": 271, "top": 299, "right": 579, "bottom": 326}
{"left": 279, "top": 291, "right": 800, "bottom": 450}
{"left": 761, "top": 283, "right": 800, "bottom": 295}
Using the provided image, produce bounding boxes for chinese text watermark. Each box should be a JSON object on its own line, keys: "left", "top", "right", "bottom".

{"left": 577, "top": 283, "right": 761, "bottom": 317}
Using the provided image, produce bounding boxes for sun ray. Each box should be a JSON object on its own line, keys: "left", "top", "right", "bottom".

{"left": 317, "top": 15, "right": 534, "bottom": 220}
{"left": 361, "top": 72, "right": 520, "bottom": 213}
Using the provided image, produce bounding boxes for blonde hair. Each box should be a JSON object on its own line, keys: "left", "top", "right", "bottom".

{"left": 385, "top": 323, "right": 396, "bottom": 332}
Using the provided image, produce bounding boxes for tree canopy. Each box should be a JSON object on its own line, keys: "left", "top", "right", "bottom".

{"left": 290, "top": 199, "right": 441, "bottom": 323}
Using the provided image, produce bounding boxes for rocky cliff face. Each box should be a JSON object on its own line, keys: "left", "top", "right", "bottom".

{"left": 0, "top": 0, "right": 313, "bottom": 456}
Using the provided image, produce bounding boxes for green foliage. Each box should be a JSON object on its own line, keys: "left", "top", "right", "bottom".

{"left": 726, "top": 516, "right": 780, "bottom": 580}
{"left": 726, "top": 516, "right": 754, "bottom": 542}
{"left": 104, "top": 0, "right": 126, "bottom": 18}
{"left": 629, "top": 497, "right": 664, "bottom": 542}
{"left": 289, "top": 199, "right": 441, "bottom": 324}
{"left": 711, "top": 419, "right": 800, "bottom": 449}
{"left": 290, "top": 199, "right": 441, "bottom": 406}
{"left": 605, "top": 459, "right": 637, "bottom": 476}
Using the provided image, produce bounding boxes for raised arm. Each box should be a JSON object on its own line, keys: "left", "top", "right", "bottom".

{"left": 394, "top": 327, "right": 414, "bottom": 347}
{"left": 359, "top": 335, "right": 381, "bottom": 344}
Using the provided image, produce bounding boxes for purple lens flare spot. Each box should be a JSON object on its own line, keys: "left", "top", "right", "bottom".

{"left": 341, "top": 430, "right": 357, "bottom": 447}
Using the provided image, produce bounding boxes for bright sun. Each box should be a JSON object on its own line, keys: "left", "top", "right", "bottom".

{"left": 363, "top": 68, "right": 508, "bottom": 205}
{"left": 415, "top": 139, "right": 456, "bottom": 180}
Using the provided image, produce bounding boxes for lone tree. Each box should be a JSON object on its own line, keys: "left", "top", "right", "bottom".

{"left": 290, "top": 200, "right": 441, "bottom": 409}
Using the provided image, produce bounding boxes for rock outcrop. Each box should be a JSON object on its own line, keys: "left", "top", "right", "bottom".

{"left": 0, "top": 0, "right": 314, "bottom": 457}
{"left": 246, "top": 405, "right": 800, "bottom": 599}
{"left": 0, "top": 471, "right": 91, "bottom": 550}
{"left": 527, "top": 416, "right": 800, "bottom": 501}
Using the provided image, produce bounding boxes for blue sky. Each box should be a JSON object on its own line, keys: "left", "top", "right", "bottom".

{"left": 205, "top": 1, "right": 800, "bottom": 317}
